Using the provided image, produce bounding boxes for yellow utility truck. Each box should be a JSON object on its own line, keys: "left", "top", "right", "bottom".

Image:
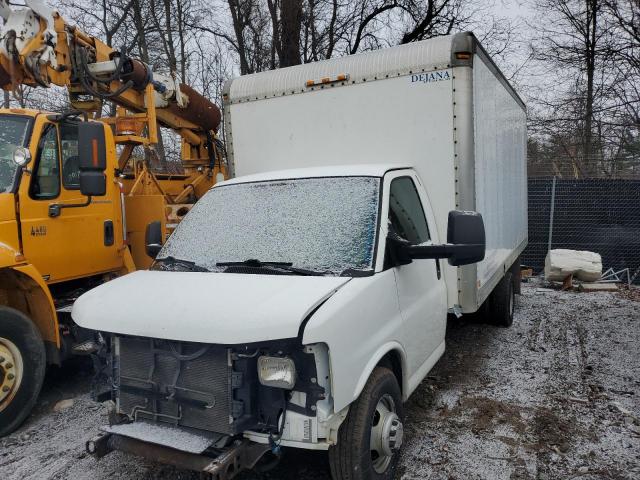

{"left": 0, "top": 0, "right": 226, "bottom": 435}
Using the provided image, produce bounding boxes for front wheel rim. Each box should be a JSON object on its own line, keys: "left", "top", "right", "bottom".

{"left": 0, "top": 337, "right": 24, "bottom": 412}
{"left": 370, "top": 393, "right": 403, "bottom": 474}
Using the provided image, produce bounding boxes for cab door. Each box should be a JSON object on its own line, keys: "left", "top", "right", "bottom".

{"left": 384, "top": 171, "right": 447, "bottom": 379}
{"left": 19, "top": 120, "right": 122, "bottom": 283}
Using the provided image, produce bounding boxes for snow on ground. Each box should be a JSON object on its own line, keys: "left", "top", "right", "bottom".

{"left": 1, "top": 283, "right": 639, "bottom": 479}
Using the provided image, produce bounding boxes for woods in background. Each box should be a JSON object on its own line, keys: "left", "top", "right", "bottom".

{"left": 1, "top": 0, "right": 638, "bottom": 179}
{"left": 527, "top": 0, "right": 639, "bottom": 179}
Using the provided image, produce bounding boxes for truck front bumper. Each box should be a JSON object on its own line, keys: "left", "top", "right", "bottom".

{"left": 86, "top": 431, "right": 271, "bottom": 479}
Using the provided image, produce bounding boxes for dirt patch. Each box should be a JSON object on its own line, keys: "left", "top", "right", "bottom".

{"left": 452, "top": 396, "right": 528, "bottom": 435}
{"left": 617, "top": 285, "right": 640, "bottom": 302}
{"left": 531, "top": 406, "right": 574, "bottom": 453}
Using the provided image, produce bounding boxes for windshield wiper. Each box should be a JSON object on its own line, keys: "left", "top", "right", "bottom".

{"left": 154, "top": 256, "right": 210, "bottom": 272}
{"left": 216, "top": 259, "right": 326, "bottom": 276}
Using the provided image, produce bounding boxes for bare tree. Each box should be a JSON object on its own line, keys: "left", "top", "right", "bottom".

{"left": 526, "top": 0, "right": 640, "bottom": 178}
{"left": 130, "top": 0, "right": 151, "bottom": 62}
{"left": 604, "top": 0, "right": 640, "bottom": 72}
{"left": 528, "top": 0, "right": 616, "bottom": 176}
{"left": 223, "top": 0, "right": 500, "bottom": 70}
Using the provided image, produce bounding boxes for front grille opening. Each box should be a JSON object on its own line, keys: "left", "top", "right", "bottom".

{"left": 116, "top": 337, "right": 241, "bottom": 434}
{"left": 112, "top": 336, "right": 323, "bottom": 438}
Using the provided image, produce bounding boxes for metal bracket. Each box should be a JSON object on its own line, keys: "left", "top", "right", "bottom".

{"left": 448, "top": 304, "right": 463, "bottom": 318}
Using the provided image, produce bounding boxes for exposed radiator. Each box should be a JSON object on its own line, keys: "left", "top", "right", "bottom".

{"left": 115, "top": 336, "right": 240, "bottom": 435}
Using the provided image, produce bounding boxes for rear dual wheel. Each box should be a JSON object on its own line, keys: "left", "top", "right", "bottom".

{"left": 486, "top": 271, "right": 515, "bottom": 327}
{"left": 0, "top": 307, "right": 46, "bottom": 437}
{"left": 329, "top": 367, "right": 404, "bottom": 480}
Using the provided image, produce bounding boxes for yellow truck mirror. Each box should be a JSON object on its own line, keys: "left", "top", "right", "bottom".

{"left": 78, "top": 122, "right": 107, "bottom": 196}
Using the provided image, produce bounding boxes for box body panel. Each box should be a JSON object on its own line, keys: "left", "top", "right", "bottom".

{"left": 471, "top": 54, "right": 528, "bottom": 306}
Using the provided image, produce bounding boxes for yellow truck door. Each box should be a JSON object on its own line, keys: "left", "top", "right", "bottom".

{"left": 19, "top": 120, "right": 123, "bottom": 283}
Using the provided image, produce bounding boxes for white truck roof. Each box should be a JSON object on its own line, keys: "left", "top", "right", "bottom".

{"left": 226, "top": 35, "right": 454, "bottom": 103}
{"left": 219, "top": 164, "right": 408, "bottom": 186}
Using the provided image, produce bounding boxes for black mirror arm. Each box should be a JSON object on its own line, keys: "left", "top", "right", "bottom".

{"left": 386, "top": 233, "right": 413, "bottom": 266}
{"left": 406, "top": 243, "right": 455, "bottom": 259}
{"left": 48, "top": 196, "right": 93, "bottom": 218}
{"left": 406, "top": 243, "right": 486, "bottom": 261}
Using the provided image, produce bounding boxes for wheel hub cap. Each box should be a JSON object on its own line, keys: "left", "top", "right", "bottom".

{"left": 381, "top": 413, "right": 404, "bottom": 456}
{"left": 0, "top": 338, "right": 23, "bottom": 412}
{"left": 370, "top": 394, "right": 403, "bottom": 474}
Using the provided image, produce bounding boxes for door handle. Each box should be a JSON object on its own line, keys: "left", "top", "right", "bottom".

{"left": 104, "top": 220, "right": 114, "bottom": 246}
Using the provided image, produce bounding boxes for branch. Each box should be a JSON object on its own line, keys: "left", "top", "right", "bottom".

{"left": 350, "top": 2, "right": 397, "bottom": 54}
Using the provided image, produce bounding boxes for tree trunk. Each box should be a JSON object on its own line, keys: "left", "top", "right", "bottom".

{"left": 161, "top": 0, "right": 179, "bottom": 75}
{"left": 227, "top": 0, "right": 251, "bottom": 74}
{"left": 266, "top": 0, "right": 281, "bottom": 69}
{"left": 176, "top": 0, "right": 188, "bottom": 82}
{"left": 279, "top": 0, "right": 303, "bottom": 67}
{"left": 132, "top": 0, "right": 150, "bottom": 63}
{"left": 583, "top": 0, "right": 598, "bottom": 176}
{"left": 325, "top": 0, "right": 338, "bottom": 59}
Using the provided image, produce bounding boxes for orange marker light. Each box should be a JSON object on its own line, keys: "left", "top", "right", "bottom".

{"left": 92, "top": 138, "right": 99, "bottom": 167}
{"left": 305, "top": 73, "right": 350, "bottom": 88}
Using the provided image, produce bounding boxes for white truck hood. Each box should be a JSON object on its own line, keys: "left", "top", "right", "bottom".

{"left": 72, "top": 270, "right": 350, "bottom": 344}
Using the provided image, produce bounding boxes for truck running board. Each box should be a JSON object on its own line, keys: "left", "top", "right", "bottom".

{"left": 86, "top": 433, "right": 271, "bottom": 479}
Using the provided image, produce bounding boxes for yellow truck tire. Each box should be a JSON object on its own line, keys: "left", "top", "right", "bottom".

{"left": 0, "top": 307, "right": 46, "bottom": 437}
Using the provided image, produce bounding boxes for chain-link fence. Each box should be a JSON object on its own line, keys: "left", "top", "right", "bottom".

{"left": 521, "top": 177, "right": 640, "bottom": 284}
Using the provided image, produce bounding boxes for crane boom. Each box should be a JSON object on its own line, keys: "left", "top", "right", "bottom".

{"left": 0, "top": 0, "right": 228, "bottom": 267}
{"left": 0, "top": 0, "right": 222, "bottom": 163}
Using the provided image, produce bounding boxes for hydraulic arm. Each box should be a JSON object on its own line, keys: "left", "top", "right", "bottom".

{"left": 0, "top": 0, "right": 224, "bottom": 181}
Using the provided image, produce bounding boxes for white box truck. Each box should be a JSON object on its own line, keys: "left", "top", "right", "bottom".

{"left": 74, "top": 32, "right": 527, "bottom": 480}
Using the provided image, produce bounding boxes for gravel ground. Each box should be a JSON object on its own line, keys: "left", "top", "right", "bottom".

{"left": 1, "top": 283, "right": 639, "bottom": 479}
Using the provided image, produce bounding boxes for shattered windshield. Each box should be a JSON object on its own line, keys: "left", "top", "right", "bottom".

{"left": 0, "top": 115, "right": 31, "bottom": 193}
{"left": 158, "top": 176, "right": 381, "bottom": 275}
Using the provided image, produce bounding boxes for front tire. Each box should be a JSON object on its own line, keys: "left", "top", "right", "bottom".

{"left": 329, "top": 367, "right": 404, "bottom": 480}
{"left": 0, "top": 307, "right": 46, "bottom": 437}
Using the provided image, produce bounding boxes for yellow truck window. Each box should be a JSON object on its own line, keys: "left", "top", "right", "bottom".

{"left": 30, "top": 125, "right": 60, "bottom": 199}
{"left": 60, "top": 123, "right": 80, "bottom": 189}
{"left": 0, "top": 115, "right": 31, "bottom": 193}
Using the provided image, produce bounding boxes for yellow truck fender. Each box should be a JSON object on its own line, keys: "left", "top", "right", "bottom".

{"left": 0, "top": 242, "right": 21, "bottom": 268}
{"left": 0, "top": 258, "right": 60, "bottom": 363}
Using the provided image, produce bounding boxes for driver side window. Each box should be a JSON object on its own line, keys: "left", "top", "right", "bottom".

{"left": 60, "top": 123, "right": 80, "bottom": 189}
{"left": 388, "top": 176, "right": 430, "bottom": 243}
{"left": 30, "top": 125, "right": 60, "bottom": 200}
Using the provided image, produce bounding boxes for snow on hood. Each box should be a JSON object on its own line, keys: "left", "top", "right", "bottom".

{"left": 72, "top": 270, "right": 350, "bottom": 344}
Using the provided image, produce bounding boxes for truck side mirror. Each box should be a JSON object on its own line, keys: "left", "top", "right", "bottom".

{"left": 145, "top": 221, "right": 163, "bottom": 259}
{"left": 400, "top": 210, "right": 486, "bottom": 266}
{"left": 445, "top": 210, "right": 486, "bottom": 266}
{"left": 78, "top": 122, "right": 107, "bottom": 197}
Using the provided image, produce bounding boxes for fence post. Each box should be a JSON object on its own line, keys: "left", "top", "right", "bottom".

{"left": 547, "top": 176, "right": 557, "bottom": 253}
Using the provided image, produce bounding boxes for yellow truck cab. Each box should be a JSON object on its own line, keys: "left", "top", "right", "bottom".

{"left": 1, "top": 109, "right": 135, "bottom": 435}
